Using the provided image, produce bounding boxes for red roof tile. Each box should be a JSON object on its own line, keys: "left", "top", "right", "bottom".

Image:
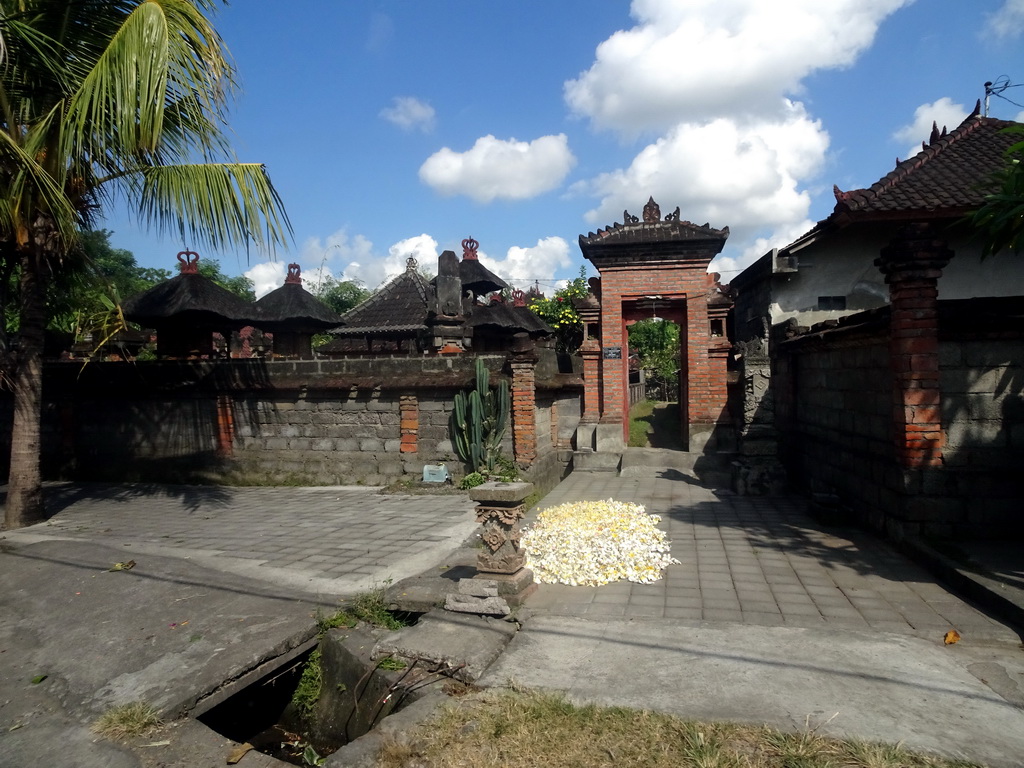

{"left": 833, "top": 110, "right": 1019, "bottom": 218}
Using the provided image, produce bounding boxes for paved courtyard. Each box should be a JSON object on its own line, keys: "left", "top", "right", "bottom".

{"left": 5, "top": 482, "right": 478, "bottom": 597}
{"left": 525, "top": 471, "right": 1018, "bottom": 642}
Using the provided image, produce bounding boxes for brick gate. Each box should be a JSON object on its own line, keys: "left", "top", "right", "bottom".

{"left": 576, "top": 198, "right": 734, "bottom": 453}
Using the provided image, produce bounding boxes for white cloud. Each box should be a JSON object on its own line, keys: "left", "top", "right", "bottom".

{"left": 579, "top": 106, "right": 829, "bottom": 252}
{"left": 565, "top": 0, "right": 911, "bottom": 134}
{"left": 712, "top": 218, "right": 816, "bottom": 279}
{"left": 564, "top": 0, "right": 909, "bottom": 276}
{"left": 893, "top": 97, "right": 968, "bottom": 160}
{"left": 380, "top": 96, "right": 436, "bottom": 132}
{"left": 987, "top": 0, "right": 1024, "bottom": 39}
{"left": 477, "top": 237, "right": 573, "bottom": 286}
{"left": 245, "top": 261, "right": 286, "bottom": 299}
{"left": 419, "top": 134, "right": 576, "bottom": 202}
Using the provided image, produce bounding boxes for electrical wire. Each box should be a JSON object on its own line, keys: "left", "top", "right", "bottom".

{"left": 986, "top": 76, "right": 1024, "bottom": 111}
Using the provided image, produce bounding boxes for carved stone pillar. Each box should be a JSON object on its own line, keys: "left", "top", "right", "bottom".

{"left": 469, "top": 481, "right": 536, "bottom": 604}
{"left": 731, "top": 330, "right": 786, "bottom": 495}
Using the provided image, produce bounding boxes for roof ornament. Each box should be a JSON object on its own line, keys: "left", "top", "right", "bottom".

{"left": 665, "top": 206, "right": 681, "bottom": 222}
{"left": 285, "top": 263, "right": 302, "bottom": 284}
{"left": 177, "top": 250, "right": 199, "bottom": 274}
{"left": 462, "top": 237, "right": 479, "bottom": 261}
{"left": 643, "top": 196, "right": 661, "bottom": 223}
{"left": 512, "top": 287, "right": 526, "bottom": 307}
{"left": 622, "top": 209, "right": 639, "bottom": 224}
{"left": 406, "top": 255, "right": 419, "bottom": 272}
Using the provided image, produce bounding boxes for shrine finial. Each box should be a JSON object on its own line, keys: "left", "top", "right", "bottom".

{"left": 643, "top": 197, "right": 661, "bottom": 223}
{"left": 285, "top": 263, "right": 302, "bottom": 284}
{"left": 177, "top": 250, "right": 199, "bottom": 274}
{"left": 462, "top": 237, "right": 479, "bottom": 260}
{"left": 406, "top": 255, "right": 419, "bottom": 271}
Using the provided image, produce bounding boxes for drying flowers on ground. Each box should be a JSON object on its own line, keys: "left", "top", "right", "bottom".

{"left": 521, "top": 499, "right": 679, "bottom": 586}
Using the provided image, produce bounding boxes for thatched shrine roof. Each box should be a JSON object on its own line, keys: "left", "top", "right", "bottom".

{"left": 431, "top": 237, "right": 507, "bottom": 296}
{"left": 468, "top": 293, "right": 552, "bottom": 336}
{"left": 254, "top": 264, "right": 343, "bottom": 331}
{"left": 121, "top": 251, "right": 257, "bottom": 328}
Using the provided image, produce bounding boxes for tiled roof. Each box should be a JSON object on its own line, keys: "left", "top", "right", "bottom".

{"left": 330, "top": 259, "right": 431, "bottom": 336}
{"left": 833, "top": 110, "right": 1019, "bottom": 217}
{"left": 580, "top": 197, "right": 729, "bottom": 246}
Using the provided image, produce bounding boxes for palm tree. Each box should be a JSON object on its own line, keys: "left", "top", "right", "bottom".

{"left": 0, "top": 0, "right": 290, "bottom": 529}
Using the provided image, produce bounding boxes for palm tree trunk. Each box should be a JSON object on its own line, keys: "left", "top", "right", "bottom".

{"left": 4, "top": 248, "right": 47, "bottom": 529}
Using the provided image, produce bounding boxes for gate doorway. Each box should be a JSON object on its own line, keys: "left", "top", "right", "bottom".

{"left": 576, "top": 198, "right": 734, "bottom": 456}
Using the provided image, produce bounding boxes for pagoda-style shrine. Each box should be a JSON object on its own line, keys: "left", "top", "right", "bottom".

{"left": 320, "top": 239, "right": 552, "bottom": 356}
{"left": 121, "top": 251, "right": 258, "bottom": 358}
{"left": 576, "top": 198, "right": 734, "bottom": 453}
{"left": 254, "top": 264, "right": 343, "bottom": 358}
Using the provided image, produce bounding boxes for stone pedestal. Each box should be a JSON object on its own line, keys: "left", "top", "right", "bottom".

{"left": 467, "top": 481, "right": 536, "bottom": 605}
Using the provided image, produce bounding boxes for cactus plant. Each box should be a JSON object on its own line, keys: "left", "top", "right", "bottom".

{"left": 449, "top": 359, "right": 510, "bottom": 474}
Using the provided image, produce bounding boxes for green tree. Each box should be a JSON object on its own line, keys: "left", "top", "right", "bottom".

{"left": 527, "top": 267, "right": 589, "bottom": 354}
{"left": 628, "top": 319, "right": 680, "bottom": 397}
{"left": 971, "top": 125, "right": 1024, "bottom": 257}
{"left": 197, "top": 257, "right": 255, "bottom": 301}
{"left": 313, "top": 275, "right": 370, "bottom": 315}
{"left": 42, "top": 230, "right": 170, "bottom": 337}
{"left": 0, "top": 1, "right": 290, "bottom": 529}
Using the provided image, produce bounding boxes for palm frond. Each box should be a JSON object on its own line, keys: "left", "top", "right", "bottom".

{"left": 0, "top": 111, "right": 78, "bottom": 247}
{"left": 137, "top": 162, "right": 291, "bottom": 254}
{"left": 64, "top": 0, "right": 233, "bottom": 171}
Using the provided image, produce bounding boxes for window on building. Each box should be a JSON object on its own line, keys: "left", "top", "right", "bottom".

{"left": 710, "top": 318, "right": 724, "bottom": 337}
{"left": 817, "top": 296, "right": 846, "bottom": 311}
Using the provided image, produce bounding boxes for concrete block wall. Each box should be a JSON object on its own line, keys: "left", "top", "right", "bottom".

{"left": 776, "top": 334, "right": 900, "bottom": 531}
{"left": 939, "top": 336, "right": 1024, "bottom": 536}
{"left": 776, "top": 298, "right": 1024, "bottom": 540}
{"left": 2, "top": 355, "right": 580, "bottom": 491}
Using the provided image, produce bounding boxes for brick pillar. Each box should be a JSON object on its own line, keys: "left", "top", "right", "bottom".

{"left": 400, "top": 393, "right": 418, "bottom": 453}
{"left": 509, "top": 334, "right": 538, "bottom": 466}
{"left": 579, "top": 338, "right": 601, "bottom": 422}
{"left": 215, "top": 394, "right": 234, "bottom": 458}
{"left": 876, "top": 223, "right": 952, "bottom": 469}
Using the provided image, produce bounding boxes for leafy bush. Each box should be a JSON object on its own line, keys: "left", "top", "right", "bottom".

{"left": 528, "top": 267, "right": 589, "bottom": 354}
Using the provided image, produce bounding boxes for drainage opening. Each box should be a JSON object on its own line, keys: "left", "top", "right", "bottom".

{"left": 198, "top": 647, "right": 339, "bottom": 765}
{"left": 197, "top": 617, "right": 429, "bottom": 765}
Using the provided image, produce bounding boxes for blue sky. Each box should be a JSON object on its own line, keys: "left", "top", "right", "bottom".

{"left": 102, "top": 0, "right": 1024, "bottom": 297}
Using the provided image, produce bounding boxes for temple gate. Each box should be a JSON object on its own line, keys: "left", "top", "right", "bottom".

{"left": 576, "top": 198, "right": 734, "bottom": 456}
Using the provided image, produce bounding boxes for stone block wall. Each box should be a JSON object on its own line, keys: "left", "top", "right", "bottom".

{"left": 775, "top": 298, "right": 1024, "bottom": 540}
{"left": 938, "top": 307, "right": 1024, "bottom": 536}
{"left": 775, "top": 324, "right": 900, "bottom": 531}
{"left": 1, "top": 354, "right": 581, "bottom": 492}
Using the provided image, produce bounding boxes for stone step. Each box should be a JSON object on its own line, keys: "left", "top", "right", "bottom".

{"left": 619, "top": 447, "right": 734, "bottom": 488}
{"left": 571, "top": 449, "right": 622, "bottom": 472}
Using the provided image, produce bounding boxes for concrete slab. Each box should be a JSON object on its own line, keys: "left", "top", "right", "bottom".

{"left": 480, "top": 614, "right": 1024, "bottom": 768}
{"left": 0, "top": 538, "right": 322, "bottom": 768}
{"left": 373, "top": 610, "right": 518, "bottom": 682}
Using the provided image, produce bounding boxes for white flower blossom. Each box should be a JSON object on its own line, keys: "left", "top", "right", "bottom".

{"left": 522, "top": 499, "right": 679, "bottom": 586}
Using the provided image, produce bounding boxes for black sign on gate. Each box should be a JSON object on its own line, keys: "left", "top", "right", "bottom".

{"left": 602, "top": 346, "right": 622, "bottom": 359}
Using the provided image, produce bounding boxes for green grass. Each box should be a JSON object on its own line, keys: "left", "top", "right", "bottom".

{"left": 291, "top": 648, "right": 324, "bottom": 723}
{"left": 628, "top": 399, "right": 656, "bottom": 447}
{"left": 376, "top": 688, "right": 984, "bottom": 768}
